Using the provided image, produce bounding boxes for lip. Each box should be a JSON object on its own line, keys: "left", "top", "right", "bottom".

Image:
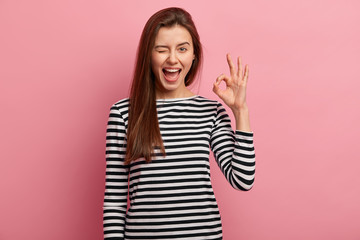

{"left": 162, "top": 68, "right": 182, "bottom": 82}
{"left": 163, "top": 67, "right": 181, "bottom": 71}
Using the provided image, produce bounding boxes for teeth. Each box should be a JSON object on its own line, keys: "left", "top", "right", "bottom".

{"left": 164, "top": 69, "right": 180, "bottom": 72}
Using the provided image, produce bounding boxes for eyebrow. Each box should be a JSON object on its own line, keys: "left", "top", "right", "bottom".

{"left": 154, "top": 42, "right": 191, "bottom": 49}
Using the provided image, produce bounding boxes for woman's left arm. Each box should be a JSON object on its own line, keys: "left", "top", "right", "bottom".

{"left": 213, "top": 53, "right": 251, "bottom": 132}
{"left": 211, "top": 54, "right": 255, "bottom": 191}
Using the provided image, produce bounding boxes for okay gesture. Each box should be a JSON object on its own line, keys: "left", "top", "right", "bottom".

{"left": 213, "top": 53, "right": 249, "bottom": 113}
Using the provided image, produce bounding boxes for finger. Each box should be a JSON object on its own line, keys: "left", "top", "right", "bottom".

{"left": 213, "top": 81, "right": 220, "bottom": 95}
{"left": 226, "top": 53, "right": 236, "bottom": 77}
{"left": 244, "top": 64, "right": 249, "bottom": 82}
{"left": 237, "top": 56, "right": 243, "bottom": 78}
{"left": 214, "top": 74, "right": 222, "bottom": 86}
{"left": 213, "top": 77, "right": 223, "bottom": 95}
{"left": 216, "top": 73, "right": 232, "bottom": 86}
{"left": 212, "top": 82, "right": 226, "bottom": 99}
{"left": 213, "top": 74, "right": 230, "bottom": 98}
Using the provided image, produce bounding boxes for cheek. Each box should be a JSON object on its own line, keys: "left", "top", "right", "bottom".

{"left": 151, "top": 55, "right": 164, "bottom": 72}
{"left": 184, "top": 57, "right": 194, "bottom": 70}
{"left": 151, "top": 60, "right": 160, "bottom": 76}
{"left": 184, "top": 51, "right": 195, "bottom": 67}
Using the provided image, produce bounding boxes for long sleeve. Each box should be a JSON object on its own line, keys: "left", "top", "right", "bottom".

{"left": 103, "top": 105, "right": 129, "bottom": 239}
{"left": 210, "top": 102, "right": 256, "bottom": 191}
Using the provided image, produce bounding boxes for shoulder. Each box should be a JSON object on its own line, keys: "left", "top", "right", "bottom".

{"left": 109, "top": 98, "right": 130, "bottom": 117}
{"left": 113, "top": 98, "right": 130, "bottom": 108}
{"left": 193, "top": 95, "right": 220, "bottom": 106}
{"left": 111, "top": 98, "right": 130, "bottom": 110}
{"left": 194, "top": 95, "right": 223, "bottom": 110}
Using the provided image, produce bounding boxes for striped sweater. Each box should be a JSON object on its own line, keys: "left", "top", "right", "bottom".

{"left": 103, "top": 95, "right": 255, "bottom": 240}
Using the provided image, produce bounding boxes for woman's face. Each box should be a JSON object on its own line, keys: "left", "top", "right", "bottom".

{"left": 151, "top": 25, "right": 195, "bottom": 98}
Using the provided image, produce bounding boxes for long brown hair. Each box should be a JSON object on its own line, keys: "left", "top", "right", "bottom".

{"left": 125, "top": 7, "right": 203, "bottom": 164}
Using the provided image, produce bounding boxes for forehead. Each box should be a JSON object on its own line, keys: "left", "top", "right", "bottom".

{"left": 154, "top": 25, "right": 193, "bottom": 45}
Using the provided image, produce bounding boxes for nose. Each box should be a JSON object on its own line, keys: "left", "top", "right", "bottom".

{"left": 167, "top": 51, "right": 178, "bottom": 65}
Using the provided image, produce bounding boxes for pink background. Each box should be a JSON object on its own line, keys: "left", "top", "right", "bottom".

{"left": 1, "top": 0, "right": 359, "bottom": 239}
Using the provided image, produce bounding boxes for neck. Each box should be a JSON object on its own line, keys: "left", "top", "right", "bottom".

{"left": 155, "top": 87, "right": 195, "bottom": 99}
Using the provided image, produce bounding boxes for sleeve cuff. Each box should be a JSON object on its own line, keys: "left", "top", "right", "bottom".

{"left": 235, "top": 130, "right": 254, "bottom": 136}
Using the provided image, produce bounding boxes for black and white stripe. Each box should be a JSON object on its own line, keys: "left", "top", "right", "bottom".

{"left": 103, "top": 95, "right": 255, "bottom": 240}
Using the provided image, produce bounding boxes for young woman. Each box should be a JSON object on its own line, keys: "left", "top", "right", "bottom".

{"left": 103, "top": 7, "right": 255, "bottom": 240}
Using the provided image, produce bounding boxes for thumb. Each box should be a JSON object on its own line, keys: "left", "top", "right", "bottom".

{"left": 213, "top": 82, "right": 225, "bottom": 100}
{"left": 213, "top": 74, "right": 228, "bottom": 99}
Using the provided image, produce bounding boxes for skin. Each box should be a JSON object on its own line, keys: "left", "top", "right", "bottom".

{"left": 213, "top": 54, "right": 252, "bottom": 132}
{"left": 151, "top": 25, "right": 252, "bottom": 132}
{"left": 151, "top": 25, "right": 195, "bottom": 99}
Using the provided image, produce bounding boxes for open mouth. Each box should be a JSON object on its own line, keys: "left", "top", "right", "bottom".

{"left": 162, "top": 68, "right": 181, "bottom": 82}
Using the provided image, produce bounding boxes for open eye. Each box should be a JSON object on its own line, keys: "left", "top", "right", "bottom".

{"left": 179, "top": 47, "right": 187, "bottom": 52}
